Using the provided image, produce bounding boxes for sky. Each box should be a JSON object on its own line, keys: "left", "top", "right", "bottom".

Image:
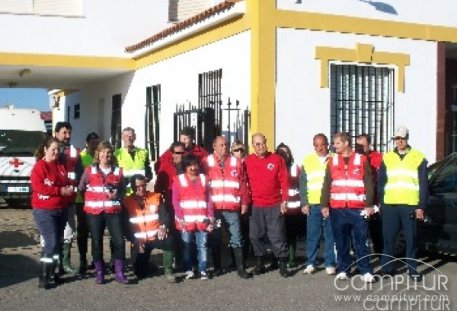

{"left": 0, "top": 88, "right": 50, "bottom": 111}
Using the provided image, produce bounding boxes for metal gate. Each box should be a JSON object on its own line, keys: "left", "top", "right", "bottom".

{"left": 174, "top": 98, "right": 250, "bottom": 153}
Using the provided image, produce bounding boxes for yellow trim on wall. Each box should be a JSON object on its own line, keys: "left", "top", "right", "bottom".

{"left": 248, "top": 0, "right": 276, "bottom": 148}
{"left": 135, "top": 17, "right": 249, "bottom": 68}
{"left": 276, "top": 9, "right": 457, "bottom": 44}
{"left": 315, "top": 44, "right": 410, "bottom": 92}
{"left": 0, "top": 52, "right": 135, "bottom": 69}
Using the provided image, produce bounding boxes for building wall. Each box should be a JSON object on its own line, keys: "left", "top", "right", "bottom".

{"left": 0, "top": 0, "right": 169, "bottom": 57}
{"left": 278, "top": 0, "right": 457, "bottom": 27}
{"left": 276, "top": 28, "right": 438, "bottom": 163}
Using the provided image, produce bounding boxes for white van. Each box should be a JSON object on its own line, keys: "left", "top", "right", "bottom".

{"left": 0, "top": 105, "right": 47, "bottom": 206}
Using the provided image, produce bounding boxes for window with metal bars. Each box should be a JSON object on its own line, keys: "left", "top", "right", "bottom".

{"left": 146, "top": 85, "right": 161, "bottom": 161}
{"left": 198, "top": 68, "right": 222, "bottom": 132}
{"left": 330, "top": 64, "right": 395, "bottom": 153}
{"left": 111, "top": 94, "right": 122, "bottom": 149}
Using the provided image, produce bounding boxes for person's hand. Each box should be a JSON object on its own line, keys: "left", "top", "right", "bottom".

{"left": 364, "top": 207, "right": 374, "bottom": 217}
{"left": 158, "top": 226, "right": 167, "bottom": 240}
{"left": 415, "top": 209, "right": 424, "bottom": 221}
{"left": 108, "top": 189, "right": 118, "bottom": 200}
{"left": 241, "top": 204, "right": 248, "bottom": 215}
{"left": 301, "top": 205, "right": 310, "bottom": 215}
{"left": 321, "top": 207, "right": 330, "bottom": 219}
{"left": 280, "top": 201, "right": 287, "bottom": 214}
{"left": 60, "top": 186, "right": 73, "bottom": 197}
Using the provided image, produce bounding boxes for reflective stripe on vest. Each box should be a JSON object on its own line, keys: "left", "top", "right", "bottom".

{"left": 180, "top": 200, "right": 207, "bottom": 209}
{"left": 134, "top": 230, "right": 159, "bottom": 239}
{"left": 85, "top": 200, "right": 122, "bottom": 208}
{"left": 287, "top": 201, "right": 301, "bottom": 208}
{"left": 383, "top": 149, "right": 424, "bottom": 205}
{"left": 210, "top": 180, "right": 240, "bottom": 189}
{"left": 211, "top": 194, "right": 240, "bottom": 203}
{"left": 329, "top": 153, "right": 366, "bottom": 208}
{"left": 303, "top": 153, "right": 329, "bottom": 204}
{"left": 129, "top": 214, "right": 159, "bottom": 224}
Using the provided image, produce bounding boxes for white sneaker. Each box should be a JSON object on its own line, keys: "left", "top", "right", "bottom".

{"left": 200, "top": 271, "right": 208, "bottom": 280}
{"left": 362, "top": 272, "right": 375, "bottom": 283}
{"left": 325, "top": 266, "right": 336, "bottom": 275}
{"left": 335, "top": 272, "right": 348, "bottom": 280}
{"left": 185, "top": 270, "right": 194, "bottom": 280}
{"left": 303, "top": 265, "right": 316, "bottom": 274}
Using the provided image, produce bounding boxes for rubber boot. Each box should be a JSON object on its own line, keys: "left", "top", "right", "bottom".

{"left": 114, "top": 259, "right": 128, "bottom": 284}
{"left": 228, "top": 248, "right": 236, "bottom": 271}
{"left": 288, "top": 237, "right": 297, "bottom": 268}
{"left": 38, "top": 257, "right": 52, "bottom": 289}
{"left": 77, "top": 235, "right": 88, "bottom": 275}
{"left": 233, "top": 247, "right": 252, "bottom": 279}
{"left": 62, "top": 242, "right": 78, "bottom": 275}
{"left": 211, "top": 246, "right": 223, "bottom": 277}
{"left": 163, "top": 250, "right": 177, "bottom": 283}
{"left": 79, "top": 256, "right": 88, "bottom": 276}
{"left": 94, "top": 261, "right": 104, "bottom": 284}
{"left": 50, "top": 254, "right": 64, "bottom": 284}
{"left": 251, "top": 256, "right": 266, "bottom": 275}
{"left": 279, "top": 258, "right": 289, "bottom": 278}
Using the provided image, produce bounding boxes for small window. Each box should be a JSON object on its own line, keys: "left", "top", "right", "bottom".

{"left": 74, "top": 103, "right": 80, "bottom": 119}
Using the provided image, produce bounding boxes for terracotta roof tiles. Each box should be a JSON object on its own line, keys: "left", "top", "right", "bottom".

{"left": 125, "top": 0, "right": 240, "bottom": 53}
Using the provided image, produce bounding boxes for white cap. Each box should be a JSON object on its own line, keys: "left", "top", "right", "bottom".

{"left": 393, "top": 125, "right": 409, "bottom": 139}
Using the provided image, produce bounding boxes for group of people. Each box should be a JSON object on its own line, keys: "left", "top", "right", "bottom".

{"left": 30, "top": 122, "right": 427, "bottom": 289}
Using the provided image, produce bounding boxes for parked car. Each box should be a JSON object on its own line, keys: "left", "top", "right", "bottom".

{"left": 396, "top": 153, "right": 457, "bottom": 256}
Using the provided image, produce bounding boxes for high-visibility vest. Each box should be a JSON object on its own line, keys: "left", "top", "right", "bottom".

{"left": 303, "top": 153, "right": 329, "bottom": 205}
{"left": 174, "top": 173, "right": 209, "bottom": 232}
{"left": 83, "top": 165, "right": 123, "bottom": 215}
{"left": 329, "top": 153, "right": 367, "bottom": 209}
{"left": 205, "top": 154, "right": 241, "bottom": 211}
{"left": 383, "top": 149, "right": 424, "bottom": 205}
{"left": 76, "top": 149, "right": 94, "bottom": 203}
{"left": 124, "top": 192, "right": 162, "bottom": 241}
{"left": 286, "top": 164, "right": 302, "bottom": 214}
{"left": 115, "top": 147, "right": 149, "bottom": 178}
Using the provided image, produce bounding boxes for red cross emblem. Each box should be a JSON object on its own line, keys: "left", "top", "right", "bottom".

{"left": 9, "top": 158, "right": 24, "bottom": 170}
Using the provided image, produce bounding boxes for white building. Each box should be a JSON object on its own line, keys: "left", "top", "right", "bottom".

{"left": 1, "top": 0, "right": 457, "bottom": 163}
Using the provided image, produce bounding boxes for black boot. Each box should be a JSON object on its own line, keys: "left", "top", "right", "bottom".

{"left": 251, "top": 256, "right": 265, "bottom": 275}
{"left": 279, "top": 258, "right": 289, "bottom": 278}
{"left": 233, "top": 247, "right": 252, "bottom": 279}
{"left": 50, "top": 255, "right": 64, "bottom": 284}
{"left": 38, "top": 257, "right": 52, "bottom": 289}
{"left": 212, "top": 246, "right": 223, "bottom": 277}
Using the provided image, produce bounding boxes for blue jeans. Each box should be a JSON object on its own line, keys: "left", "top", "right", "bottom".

{"left": 306, "top": 205, "right": 336, "bottom": 267}
{"left": 181, "top": 230, "right": 208, "bottom": 273}
{"left": 212, "top": 210, "right": 243, "bottom": 248}
{"left": 331, "top": 209, "right": 373, "bottom": 274}
{"left": 33, "top": 208, "right": 68, "bottom": 256}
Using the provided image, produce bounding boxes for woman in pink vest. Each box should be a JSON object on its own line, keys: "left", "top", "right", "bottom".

{"left": 78, "top": 141, "right": 127, "bottom": 285}
{"left": 172, "top": 154, "right": 214, "bottom": 280}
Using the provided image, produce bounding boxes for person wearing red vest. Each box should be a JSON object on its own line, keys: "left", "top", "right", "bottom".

{"left": 155, "top": 126, "right": 207, "bottom": 174}
{"left": 202, "top": 136, "right": 252, "bottom": 279}
{"left": 54, "top": 121, "right": 83, "bottom": 275}
{"left": 78, "top": 141, "right": 128, "bottom": 285}
{"left": 245, "top": 133, "right": 289, "bottom": 278}
{"left": 124, "top": 174, "right": 176, "bottom": 282}
{"left": 275, "top": 143, "right": 305, "bottom": 268}
{"left": 321, "top": 132, "right": 375, "bottom": 282}
{"left": 154, "top": 141, "right": 185, "bottom": 269}
{"left": 172, "top": 154, "right": 214, "bottom": 280}
{"left": 31, "top": 137, "right": 73, "bottom": 289}
{"left": 356, "top": 134, "right": 383, "bottom": 255}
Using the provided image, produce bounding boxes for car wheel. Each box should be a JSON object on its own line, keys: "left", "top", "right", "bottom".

{"left": 394, "top": 231, "right": 406, "bottom": 257}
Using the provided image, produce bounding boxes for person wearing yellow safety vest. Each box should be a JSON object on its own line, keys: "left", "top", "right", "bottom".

{"left": 299, "top": 134, "right": 336, "bottom": 275}
{"left": 115, "top": 127, "right": 152, "bottom": 194}
{"left": 275, "top": 143, "right": 305, "bottom": 269}
{"left": 378, "top": 126, "right": 427, "bottom": 282}
{"left": 124, "top": 174, "right": 176, "bottom": 282}
{"left": 75, "top": 132, "right": 100, "bottom": 275}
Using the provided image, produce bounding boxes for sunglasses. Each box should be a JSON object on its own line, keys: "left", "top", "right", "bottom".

{"left": 173, "top": 151, "right": 185, "bottom": 155}
{"left": 233, "top": 148, "right": 244, "bottom": 152}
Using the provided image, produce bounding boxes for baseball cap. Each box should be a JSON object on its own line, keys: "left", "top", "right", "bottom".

{"left": 85, "top": 132, "right": 100, "bottom": 143}
{"left": 392, "top": 126, "right": 409, "bottom": 139}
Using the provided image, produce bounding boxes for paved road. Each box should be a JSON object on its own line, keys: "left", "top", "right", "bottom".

{"left": 1, "top": 208, "right": 456, "bottom": 311}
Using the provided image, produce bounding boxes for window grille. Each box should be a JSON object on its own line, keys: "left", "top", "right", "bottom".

{"left": 111, "top": 94, "right": 122, "bottom": 149}
{"left": 198, "top": 68, "right": 222, "bottom": 134}
{"left": 146, "top": 85, "right": 161, "bottom": 161}
{"left": 330, "top": 64, "right": 395, "bottom": 153}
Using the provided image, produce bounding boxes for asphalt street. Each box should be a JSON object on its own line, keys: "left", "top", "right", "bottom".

{"left": 1, "top": 208, "right": 456, "bottom": 311}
